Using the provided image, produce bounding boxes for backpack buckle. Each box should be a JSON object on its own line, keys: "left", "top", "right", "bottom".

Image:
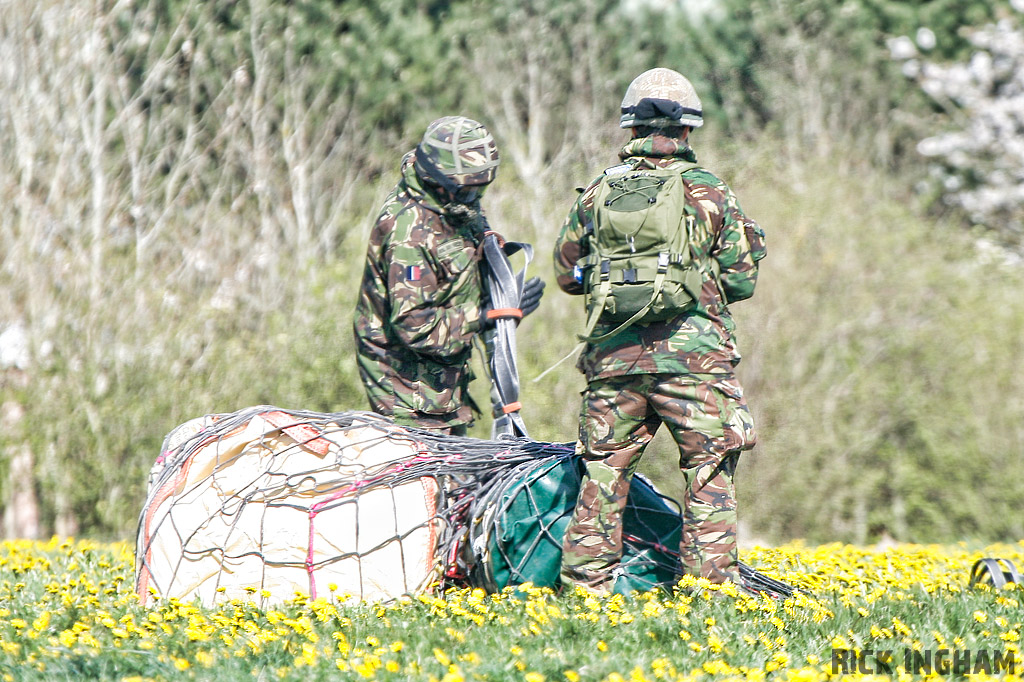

{"left": 657, "top": 252, "right": 669, "bottom": 273}
{"left": 600, "top": 260, "right": 611, "bottom": 281}
{"left": 622, "top": 268, "right": 638, "bottom": 283}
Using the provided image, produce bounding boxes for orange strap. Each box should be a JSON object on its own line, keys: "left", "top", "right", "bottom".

{"left": 486, "top": 307, "right": 523, "bottom": 321}
{"left": 501, "top": 401, "right": 523, "bottom": 414}
{"left": 483, "top": 229, "right": 506, "bottom": 247}
{"left": 263, "top": 410, "right": 331, "bottom": 456}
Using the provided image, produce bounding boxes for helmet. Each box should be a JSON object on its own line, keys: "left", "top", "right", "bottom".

{"left": 619, "top": 68, "right": 703, "bottom": 129}
{"left": 413, "top": 116, "right": 500, "bottom": 190}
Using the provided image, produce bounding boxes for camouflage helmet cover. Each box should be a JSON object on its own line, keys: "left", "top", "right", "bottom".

{"left": 414, "top": 116, "right": 500, "bottom": 187}
{"left": 619, "top": 68, "right": 704, "bottom": 129}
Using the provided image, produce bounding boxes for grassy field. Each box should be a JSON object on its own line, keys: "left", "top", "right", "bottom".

{"left": 1, "top": 539, "right": 1022, "bottom": 681}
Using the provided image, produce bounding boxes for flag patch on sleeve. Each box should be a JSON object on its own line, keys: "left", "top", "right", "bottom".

{"left": 405, "top": 265, "right": 422, "bottom": 281}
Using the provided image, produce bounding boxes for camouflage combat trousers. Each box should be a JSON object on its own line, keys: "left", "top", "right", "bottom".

{"left": 559, "top": 373, "right": 757, "bottom": 594}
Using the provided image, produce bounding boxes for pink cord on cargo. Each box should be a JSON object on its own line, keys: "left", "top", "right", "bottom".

{"left": 304, "top": 441, "right": 432, "bottom": 600}
{"left": 306, "top": 482, "right": 360, "bottom": 600}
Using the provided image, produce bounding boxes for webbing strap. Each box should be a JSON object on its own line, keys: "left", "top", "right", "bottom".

{"left": 480, "top": 228, "right": 533, "bottom": 438}
{"left": 583, "top": 268, "right": 666, "bottom": 343}
{"left": 969, "top": 557, "right": 1021, "bottom": 589}
{"left": 579, "top": 252, "right": 688, "bottom": 268}
{"left": 606, "top": 266, "right": 691, "bottom": 284}
{"left": 579, "top": 275, "right": 611, "bottom": 342}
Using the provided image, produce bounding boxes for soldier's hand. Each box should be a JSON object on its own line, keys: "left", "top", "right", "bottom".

{"left": 520, "top": 277, "right": 545, "bottom": 318}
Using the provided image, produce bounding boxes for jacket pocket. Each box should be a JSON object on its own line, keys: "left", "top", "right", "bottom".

{"left": 409, "top": 361, "right": 472, "bottom": 416}
{"left": 438, "top": 246, "right": 473, "bottom": 282}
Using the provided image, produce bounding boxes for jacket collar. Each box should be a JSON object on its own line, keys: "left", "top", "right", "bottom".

{"left": 619, "top": 135, "right": 698, "bottom": 168}
{"left": 398, "top": 152, "right": 445, "bottom": 214}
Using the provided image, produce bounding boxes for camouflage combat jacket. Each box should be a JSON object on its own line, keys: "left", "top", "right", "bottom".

{"left": 553, "top": 136, "right": 766, "bottom": 382}
{"left": 353, "top": 153, "right": 486, "bottom": 428}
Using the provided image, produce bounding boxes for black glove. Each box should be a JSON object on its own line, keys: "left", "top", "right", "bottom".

{"left": 481, "top": 277, "right": 545, "bottom": 327}
{"left": 520, "top": 276, "right": 545, "bottom": 318}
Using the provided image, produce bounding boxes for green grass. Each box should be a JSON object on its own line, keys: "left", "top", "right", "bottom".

{"left": 2, "top": 539, "right": 1022, "bottom": 681}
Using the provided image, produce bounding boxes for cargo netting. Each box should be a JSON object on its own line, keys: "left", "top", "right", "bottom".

{"left": 135, "top": 406, "right": 793, "bottom": 605}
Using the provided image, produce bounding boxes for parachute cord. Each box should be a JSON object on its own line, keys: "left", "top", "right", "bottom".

{"left": 532, "top": 342, "right": 584, "bottom": 382}
{"left": 307, "top": 508, "right": 319, "bottom": 600}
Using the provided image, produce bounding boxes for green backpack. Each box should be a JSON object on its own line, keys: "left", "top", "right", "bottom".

{"left": 578, "top": 163, "right": 706, "bottom": 342}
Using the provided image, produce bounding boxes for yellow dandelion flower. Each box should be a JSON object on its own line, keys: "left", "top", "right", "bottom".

{"left": 32, "top": 611, "right": 50, "bottom": 632}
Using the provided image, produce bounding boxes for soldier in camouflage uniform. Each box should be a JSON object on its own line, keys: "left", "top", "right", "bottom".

{"left": 555, "top": 69, "right": 767, "bottom": 593}
{"left": 354, "top": 116, "right": 544, "bottom": 435}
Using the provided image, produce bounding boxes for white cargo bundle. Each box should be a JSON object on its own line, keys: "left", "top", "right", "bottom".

{"left": 135, "top": 408, "right": 441, "bottom": 606}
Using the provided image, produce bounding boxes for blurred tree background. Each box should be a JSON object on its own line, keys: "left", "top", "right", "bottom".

{"left": 1, "top": 0, "right": 1022, "bottom": 543}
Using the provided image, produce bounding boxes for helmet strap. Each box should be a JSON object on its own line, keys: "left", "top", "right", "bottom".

{"left": 415, "top": 145, "right": 463, "bottom": 197}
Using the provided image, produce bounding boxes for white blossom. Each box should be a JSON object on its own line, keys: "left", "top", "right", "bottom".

{"left": 897, "top": 17, "right": 1024, "bottom": 243}
{"left": 887, "top": 35, "right": 917, "bottom": 60}
{"left": 0, "top": 322, "right": 30, "bottom": 370}
{"left": 916, "top": 27, "right": 936, "bottom": 51}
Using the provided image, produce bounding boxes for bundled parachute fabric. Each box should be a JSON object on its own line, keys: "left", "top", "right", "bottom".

{"left": 465, "top": 456, "right": 681, "bottom": 593}
{"left": 463, "top": 454, "right": 796, "bottom": 598}
{"left": 135, "top": 406, "right": 793, "bottom": 606}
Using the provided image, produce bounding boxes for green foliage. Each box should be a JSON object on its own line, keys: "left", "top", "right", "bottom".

{"left": 727, "top": 155, "right": 1024, "bottom": 544}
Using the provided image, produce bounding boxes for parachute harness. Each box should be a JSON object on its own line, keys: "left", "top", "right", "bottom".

{"left": 479, "top": 225, "right": 532, "bottom": 438}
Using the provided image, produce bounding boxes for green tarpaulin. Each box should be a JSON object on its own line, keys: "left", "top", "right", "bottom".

{"left": 479, "top": 456, "right": 685, "bottom": 594}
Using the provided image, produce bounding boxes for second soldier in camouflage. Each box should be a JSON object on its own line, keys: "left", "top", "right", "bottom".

{"left": 555, "top": 69, "right": 767, "bottom": 593}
